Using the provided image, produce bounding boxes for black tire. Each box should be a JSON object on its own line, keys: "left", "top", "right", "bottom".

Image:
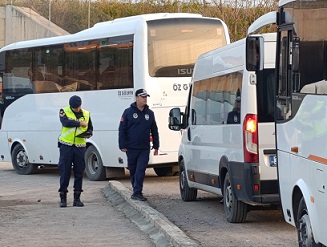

{"left": 179, "top": 159, "right": 197, "bottom": 201}
{"left": 223, "top": 172, "right": 248, "bottom": 223}
{"left": 85, "top": 145, "right": 106, "bottom": 181}
{"left": 153, "top": 166, "right": 174, "bottom": 176}
{"left": 11, "top": 144, "right": 37, "bottom": 175}
{"left": 297, "top": 197, "right": 322, "bottom": 247}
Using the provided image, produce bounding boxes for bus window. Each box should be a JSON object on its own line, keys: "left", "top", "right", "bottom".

{"left": 256, "top": 69, "right": 276, "bottom": 122}
{"left": 148, "top": 18, "right": 227, "bottom": 77}
{"left": 32, "top": 45, "right": 65, "bottom": 93}
{"left": 99, "top": 35, "right": 133, "bottom": 90}
{"left": 3, "top": 49, "right": 33, "bottom": 96}
{"left": 64, "top": 40, "right": 97, "bottom": 91}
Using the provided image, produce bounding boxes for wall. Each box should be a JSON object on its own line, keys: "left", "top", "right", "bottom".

{"left": 0, "top": 5, "right": 69, "bottom": 48}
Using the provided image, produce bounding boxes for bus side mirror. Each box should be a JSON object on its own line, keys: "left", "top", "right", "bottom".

{"left": 246, "top": 36, "right": 264, "bottom": 71}
{"left": 168, "top": 107, "right": 183, "bottom": 131}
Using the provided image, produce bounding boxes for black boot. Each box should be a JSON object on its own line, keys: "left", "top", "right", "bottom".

{"left": 59, "top": 192, "right": 67, "bottom": 208}
{"left": 73, "top": 192, "right": 84, "bottom": 207}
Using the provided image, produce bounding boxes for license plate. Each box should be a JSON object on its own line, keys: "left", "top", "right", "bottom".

{"left": 269, "top": 155, "right": 277, "bottom": 167}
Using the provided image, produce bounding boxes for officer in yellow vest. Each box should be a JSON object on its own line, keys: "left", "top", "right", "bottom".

{"left": 58, "top": 95, "right": 93, "bottom": 208}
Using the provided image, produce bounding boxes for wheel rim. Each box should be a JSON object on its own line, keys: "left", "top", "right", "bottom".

{"left": 87, "top": 152, "right": 99, "bottom": 175}
{"left": 298, "top": 213, "right": 313, "bottom": 247}
{"left": 225, "top": 182, "right": 233, "bottom": 211}
{"left": 16, "top": 149, "right": 29, "bottom": 168}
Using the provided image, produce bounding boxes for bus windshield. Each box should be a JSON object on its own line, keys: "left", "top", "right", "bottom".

{"left": 147, "top": 18, "right": 227, "bottom": 77}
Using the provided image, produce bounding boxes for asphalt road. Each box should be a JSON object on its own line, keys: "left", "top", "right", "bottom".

{"left": 0, "top": 163, "right": 156, "bottom": 247}
{"left": 0, "top": 162, "right": 298, "bottom": 247}
{"left": 120, "top": 170, "right": 299, "bottom": 247}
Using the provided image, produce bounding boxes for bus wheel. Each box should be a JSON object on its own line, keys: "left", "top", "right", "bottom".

{"left": 153, "top": 166, "right": 174, "bottom": 176}
{"left": 179, "top": 159, "right": 197, "bottom": 201}
{"left": 297, "top": 197, "right": 322, "bottom": 247}
{"left": 223, "top": 172, "right": 247, "bottom": 223}
{"left": 85, "top": 146, "right": 106, "bottom": 181}
{"left": 11, "top": 144, "right": 37, "bottom": 175}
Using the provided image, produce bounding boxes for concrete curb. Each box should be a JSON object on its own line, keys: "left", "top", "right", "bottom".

{"left": 108, "top": 180, "right": 199, "bottom": 247}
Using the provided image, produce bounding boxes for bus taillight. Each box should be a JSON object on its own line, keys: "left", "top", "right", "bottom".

{"left": 243, "top": 114, "right": 258, "bottom": 163}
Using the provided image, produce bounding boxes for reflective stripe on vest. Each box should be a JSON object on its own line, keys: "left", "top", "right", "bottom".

{"left": 59, "top": 106, "right": 90, "bottom": 146}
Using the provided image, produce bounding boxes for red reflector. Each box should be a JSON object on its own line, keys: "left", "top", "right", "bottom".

{"left": 253, "top": 184, "right": 259, "bottom": 191}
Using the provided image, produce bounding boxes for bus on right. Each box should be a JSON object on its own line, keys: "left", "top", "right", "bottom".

{"left": 246, "top": 0, "right": 327, "bottom": 246}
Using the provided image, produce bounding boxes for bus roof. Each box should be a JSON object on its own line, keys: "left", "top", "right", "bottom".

{"left": 0, "top": 13, "right": 213, "bottom": 52}
{"left": 279, "top": 0, "right": 296, "bottom": 7}
{"left": 192, "top": 33, "right": 276, "bottom": 81}
{"left": 93, "top": 12, "right": 203, "bottom": 27}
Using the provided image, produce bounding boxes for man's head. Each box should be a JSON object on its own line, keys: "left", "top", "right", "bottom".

{"left": 69, "top": 95, "right": 82, "bottom": 112}
{"left": 135, "top": 89, "right": 150, "bottom": 108}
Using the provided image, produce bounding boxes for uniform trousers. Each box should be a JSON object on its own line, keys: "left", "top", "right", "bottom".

{"left": 126, "top": 149, "right": 150, "bottom": 194}
{"left": 58, "top": 144, "right": 86, "bottom": 193}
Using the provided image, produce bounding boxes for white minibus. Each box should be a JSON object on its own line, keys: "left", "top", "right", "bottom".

{"left": 169, "top": 32, "right": 279, "bottom": 223}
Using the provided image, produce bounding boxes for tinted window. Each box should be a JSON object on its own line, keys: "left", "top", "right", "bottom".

{"left": 64, "top": 40, "right": 97, "bottom": 91}
{"left": 3, "top": 49, "right": 33, "bottom": 95}
{"left": 256, "top": 69, "right": 276, "bottom": 122}
{"left": 33, "top": 45, "right": 64, "bottom": 93}
{"left": 99, "top": 35, "right": 133, "bottom": 89}
{"left": 191, "top": 72, "right": 242, "bottom": 125}
{"left": 2, "top": 35, "right": 134, "bottom": 95}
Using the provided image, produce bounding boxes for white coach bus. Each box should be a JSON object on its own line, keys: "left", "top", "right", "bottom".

{"left": 168, "top": 28, "right": 279, "bottom": 222}
{"left": 246, "top": 0, "right": 327, "bottom": 245}
{"left": 0, "top": 13, "right": 230, "bottom": 180}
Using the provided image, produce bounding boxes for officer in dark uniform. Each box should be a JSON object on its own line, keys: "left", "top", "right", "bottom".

{"left": 227, "top": 96, "right": 241, "bottom": 124}
{"left": 58, "top": 95, "right": 93, "bottom": 207}
{"left": 118, "top": 89, "right": 159, "bottom": 201}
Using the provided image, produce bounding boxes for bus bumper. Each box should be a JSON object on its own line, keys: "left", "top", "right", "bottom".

{"left": 228, "top": 161, "right": 280, "bottom": 205}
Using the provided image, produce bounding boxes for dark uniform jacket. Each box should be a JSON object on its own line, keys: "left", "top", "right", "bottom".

{"left": 119, "top": 102, "right": 159, "bottom": 150}
{"left": 227, "top": 108, "right": 240, "bottom": 124}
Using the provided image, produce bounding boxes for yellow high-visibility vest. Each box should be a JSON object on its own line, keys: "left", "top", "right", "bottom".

{"left": 59, "top": 106, "right": 90, "bottom": 147}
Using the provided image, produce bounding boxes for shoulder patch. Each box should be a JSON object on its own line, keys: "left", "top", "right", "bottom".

{"left": 120, "top": 116, "right": 124, "bottom": 122}
{"left": 59, "top": 109, "right": 66, "bottom": 117}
